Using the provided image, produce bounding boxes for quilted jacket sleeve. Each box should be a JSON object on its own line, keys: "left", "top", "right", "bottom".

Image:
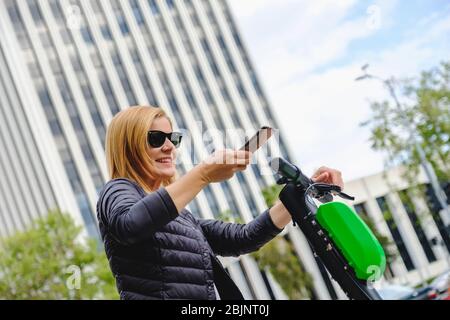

{"left": 96, "top": 178, "right": 179, "bottom": 245}
{"left": 197, "top": 209, "right": 283, "bottom": 257}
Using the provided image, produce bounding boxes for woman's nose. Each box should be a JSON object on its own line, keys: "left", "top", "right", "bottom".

{"left": 161, "top": 139, "right": 174, "bottom": 152}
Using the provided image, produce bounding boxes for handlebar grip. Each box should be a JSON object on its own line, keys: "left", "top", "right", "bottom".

{"left": 270, "top": 157, "right": 312, "bottom": 187}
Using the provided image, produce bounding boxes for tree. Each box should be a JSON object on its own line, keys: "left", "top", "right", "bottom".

{"left": 0, "top": 210, "right": 119, "bottom": 299}
{"left": 361, "top": 61, "right": 450, "bottom": 184}
{"left": 361, "top": 61, "right": 450, "bottom": 245}
{"left": 250, "top": 229, "right": 314, "bottom": 299}
{"left": 255, "top": 185, "right": 314, "bottom": 299}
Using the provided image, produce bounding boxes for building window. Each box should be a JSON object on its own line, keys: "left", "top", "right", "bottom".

{"left": 166, "top": 0, "right": 175, "bottom": 9}
{"left": 81, "top": 27, "right": 94, "bottom": 44}
{"left": 99, "top": 75, "right": 120, "bottom": 115}
{"left": 59, "top": 29, "right": 72, "bottom": 45}
{"left": 221, "top": 182, "right": 240, "bottom": 219}
{"left": 188, "top": 199, "right": 201, "bottom": 218}
{"left": 75, "top": 193, "right": 99, "bottom": 239}
{"left": 376, "top": 196, "right": 416, "bottom": 271}
{"left": 7, "top": 4, "right": 22, "bottom": 25}
{"left": 148, "top": 0, "right": 160, "bottom": 14}
{"left": 100, "top": 25, "right": 112, "bottom": 40}
{"left": 236, "top": 172, "right": 257, "bottom": 216}
{"left": 398, "top": 190, "right": 437, "bottom": 263}
{"left": 117, "top": 15, "right": 130, "bottom": 35}
{"left": 17, "top": 33, "right": 31, "bottom": 50}
{"left": 49, "top": 119, "right": 62, "bottom": 136}
{"left": 111, "top": 52, "right": 137, "bottom": 105}
{"left": 203, "top": 186, "right": 220, "bottom": 217}
{"left": 49, "top": 0, "right": 63, "bottom": 21}
{"left": 38, "top": 88, "right": 53, "bottom": 107}
{"left": 70, "top": 55, "right": 83, "bottom": 72}
{"left": 251, "top": 166, "right": 266, "bottom": 190}
{"left": 130, "top": 0, "right": 145, "bottom": 25}
{"left": 90, "top": 0, "right": 102, "bottom": 14}
{"left": 424, "top": 183, "right": 450, "bottom": 252}
{"left": 251, "top": 73, "right": 263, "bottom": 97}
{"left": 27, "top": 0, "right": 44, "bottom": 25}
{"left": 90, "top": 52, "right": 102, "bottom": 68}
{"left": 39, "top": 32, "right": 53, "bottom": 48}
{"left": 238, "top": 260, "right": 256, "bottom": 299}
{"left": 28, "top": 62, "right": 41, "bottom": 78}
{"left": 49, "top": 58, "right": 63, "bottom": 74}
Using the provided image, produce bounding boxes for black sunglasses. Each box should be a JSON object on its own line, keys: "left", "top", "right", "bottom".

{"left": 147, "top": 130, "right": 183, "bottom": 148}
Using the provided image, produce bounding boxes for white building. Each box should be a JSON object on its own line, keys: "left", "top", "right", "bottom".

{"left": 342, "top": 166, "right": 450, "bottom": 290}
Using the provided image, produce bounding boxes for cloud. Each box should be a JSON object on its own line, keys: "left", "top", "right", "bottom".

{"left": 228, "top": 0, "right": 450, "bottom": 181}
{"left": 230, "top": 0, "right": 398, "bottom": 87}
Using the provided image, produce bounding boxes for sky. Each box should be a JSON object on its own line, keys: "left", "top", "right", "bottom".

{"left": 227, "top": 0, "right": 450, "bottom": 181}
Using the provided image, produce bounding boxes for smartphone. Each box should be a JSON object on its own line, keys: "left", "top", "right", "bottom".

{"left": 240, "top": 126, "right": 273, "bottom": 152}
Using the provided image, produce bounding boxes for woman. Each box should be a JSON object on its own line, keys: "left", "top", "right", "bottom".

{"left": 97, "top": 106, "right": 344, "bottom": 300}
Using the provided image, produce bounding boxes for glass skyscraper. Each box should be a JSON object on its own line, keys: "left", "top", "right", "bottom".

{"left": 0, "top": 0, "right": 308, "bottom": 300}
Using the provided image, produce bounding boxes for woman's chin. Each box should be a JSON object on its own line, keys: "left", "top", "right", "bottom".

{"left": 156, "top": 167, "right": 176, "bottom": 179}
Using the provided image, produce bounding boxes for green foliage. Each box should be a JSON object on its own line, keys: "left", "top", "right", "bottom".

{"left": 251, "top": 235, "right": 313, "bottom": 299}
{"left": 0, "top": 210, "right": 118, "bottom": 300}
{"left": 361, "top": 62, "right": 450, "bottom": 265}
{"left": 216, "top": 209, "right": 243, "bottom": 224}
{"left": 255, "top": 185, "right": 314, "bottom": 299}
{"left": 262, "top": 184, "right": 283, "bottom": 207}
{"left": 361, "top": 61, "right": 450, "bottom": 183}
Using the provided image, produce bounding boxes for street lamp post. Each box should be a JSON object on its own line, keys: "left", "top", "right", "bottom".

{"left": 355, "top": 65, "right": 450, "bottom": 223}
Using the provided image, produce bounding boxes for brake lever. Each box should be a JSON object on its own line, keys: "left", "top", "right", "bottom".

{"left": 276, "top": 176, "right": 356, "bottom": 201}
{"left": 310, "top": 183, "right": 356, "bottom": 201}
{"left": 336, "top": 191, "right": 355, "bottom": 201}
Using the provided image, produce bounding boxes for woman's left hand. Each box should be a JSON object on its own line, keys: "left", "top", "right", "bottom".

{"left": 311, "top": 166, "right": 344, "bottom": 189}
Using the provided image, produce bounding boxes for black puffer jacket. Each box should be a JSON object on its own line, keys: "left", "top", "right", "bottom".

{"left": 96, "top": 178, "right": 283, "bottom": 300}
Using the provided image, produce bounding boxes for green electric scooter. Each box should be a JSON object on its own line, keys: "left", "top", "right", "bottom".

{"left": 271, "top": 157, "right": 385, "bottom": 300}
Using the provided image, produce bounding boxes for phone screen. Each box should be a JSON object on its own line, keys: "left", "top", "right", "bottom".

{"left": 240, "top": 126, "right": 273, "bottom": 152}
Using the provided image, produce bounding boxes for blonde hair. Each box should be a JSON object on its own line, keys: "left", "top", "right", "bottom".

{"left": 105, "top": 106, "right": 177, "bottom": 193}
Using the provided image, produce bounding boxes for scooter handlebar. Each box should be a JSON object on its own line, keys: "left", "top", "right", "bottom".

{"left": 270, "top": 157, "right": 312, "bottom": 188}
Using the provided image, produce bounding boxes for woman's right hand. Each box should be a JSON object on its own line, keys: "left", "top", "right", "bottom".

{"left": 198, "top": 149, "right": 252, "bottom": 183}
{"left": 165, "top": 149, "right": 252, "bottom": 213}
